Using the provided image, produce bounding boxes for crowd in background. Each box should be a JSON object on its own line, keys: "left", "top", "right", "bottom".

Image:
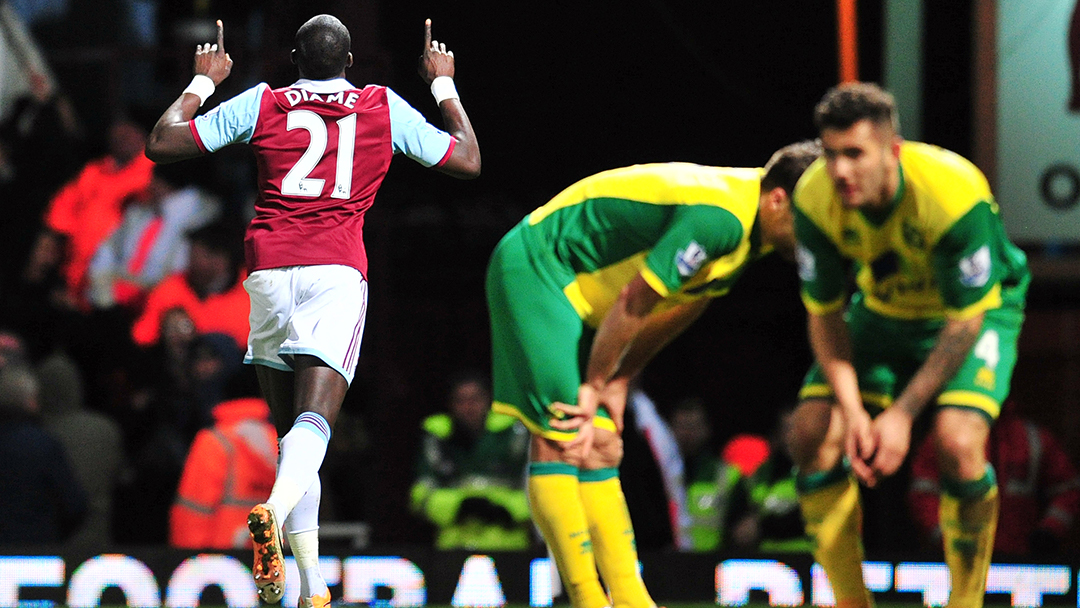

{"left": 1, "top": 0, "right": 1079, "bottom": 561}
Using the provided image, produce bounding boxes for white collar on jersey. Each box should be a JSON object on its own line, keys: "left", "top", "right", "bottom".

{"left": 290, "top": 78, "right": 357, "bottom": 93}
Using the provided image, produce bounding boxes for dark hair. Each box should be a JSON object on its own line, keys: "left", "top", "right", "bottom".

{"left": 294, "top": 15, "right": 351, "bottom": 80}
{"left": 761, "top": 139, "right": 823, "bottom": 194}
{"left": 187, "top": 221, "right": 244, "bottom": 268}
{"left": 813, "top": 82, "right": 899, "bottom": 133}
{"left": 446, "top": 369, "right": 490, "bottom": 397}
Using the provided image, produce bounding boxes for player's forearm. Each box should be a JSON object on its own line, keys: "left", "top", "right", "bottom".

{"left": 808, "top": 311, "right": 862, "bottom": 413}
{"left": 145, "top": 94, "right": 204, "bottom": 163}
{"left": 586, "top": 302, "right": 646, "bottom": 389}
{"left": 612, "top": 299, "right": 709, "bottom": 380}
{"left": 436, "top": 99, "right": 481, "bottom": 179}
{"left": 893, "top": 313, "right": 983, "bottom": 418}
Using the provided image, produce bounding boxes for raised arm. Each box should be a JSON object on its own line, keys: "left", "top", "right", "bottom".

{"left": 417, "top": 19, "right": 480, "bottom": 179}
{"left": 146, "top": 20, "right": 233, "bottom": 164}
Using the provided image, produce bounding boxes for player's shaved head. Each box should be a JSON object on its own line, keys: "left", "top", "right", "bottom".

{"left": 293, "top": 14, "right": 351, "bottom": 80}
{"left": 814, "top": 82, "right": 899, "bottom": 134}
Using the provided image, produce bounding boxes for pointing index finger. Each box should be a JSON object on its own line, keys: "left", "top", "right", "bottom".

{"left": 216, "top": 20, "right": 225, "bottom": 54}
{"left": 423, "top": 19, "right": 432, "bottom": 50}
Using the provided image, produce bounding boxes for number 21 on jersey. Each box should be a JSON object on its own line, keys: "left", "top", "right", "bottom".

{"left": 281, "top": 109, "right": 356, "bottom": 199}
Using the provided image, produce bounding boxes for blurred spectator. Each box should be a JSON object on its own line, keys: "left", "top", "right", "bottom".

{"left": 115, "top": 331, "right": 244, "bottom": 544}
{"left": 43, "top": 117, "right": 153, "bottom": 306}
{"left": 722, "top": 434, "right": 772, "bottom": 478}
{"left": 130, "top": 221, "right": 249, "bottom": 350}
{"left": 410, "top": 371, "right": 532, "bottom": 551}
{"left": 0, "top": 70, "right": 83, "bottom": 272}
{"left": 0, "top": 330, "right": 30, "bottom": 370}
{"left": 729, "top": 406, "right": 810, "bottom": 553}
{"left": 170, "top": 365, "right": 277, "bottom": 549}
{"left": 0, "top": 362, "right": 87, "bottom": 545}
{"left": 87, "top": 159, "right": 221, "bottom": 311}
{"left": 319, "top": 402, "right": 373, "bottom": 523}
{"left": 126, "top": 307, "right": 198, "bottom": 430}
{"left": 621, "top": 387, "right": 687, "bottom": 550}
{"left": 36, "top": 352, "right": 123, "bottom": 548}
{"left": 0, "top": 229, "right": 81, "bottom": 359}
{"left": 669, "top": 397, "right": 742, "bottom": 552}
{"left": 909, "top": 400, "right": 1080, "bottom": 558}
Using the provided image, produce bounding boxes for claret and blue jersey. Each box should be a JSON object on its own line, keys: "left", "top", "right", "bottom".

{"left": 189, "top": 77, "right": 455, "bottom": 277}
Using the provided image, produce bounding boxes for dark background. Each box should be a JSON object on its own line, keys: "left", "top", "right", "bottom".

{"left": 18, "top": 0, "right": 1072, "bottom": 550}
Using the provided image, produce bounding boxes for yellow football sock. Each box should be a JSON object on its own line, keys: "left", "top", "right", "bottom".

{"left": 529, "top": 463, "right": 610, "bottom": 608}
{"left": 579, "top": 469, "right": 655, "bottom": 608}
{"left": 797, "top": 467, "right": 873, "bottom": 608}
{"left": 940, "top": 466, "right": 998, "bottom": 608}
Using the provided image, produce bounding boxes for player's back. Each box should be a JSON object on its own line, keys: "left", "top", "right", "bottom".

{"left": 245, "top": 80, "right": 395, "bottom": 276}
{"left": 514, "top": 163, "right": 764, "bottom": 326}
{"left": 524, "top": 163, "right": 761, "bottom": 271}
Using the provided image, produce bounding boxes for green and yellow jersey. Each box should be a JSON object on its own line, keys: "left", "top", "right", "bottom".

{"left": 793, "top": 141, "right": 1029, "bottom": 321}
{"left": 521, "top": 162, "right": 768, "bottom": 328}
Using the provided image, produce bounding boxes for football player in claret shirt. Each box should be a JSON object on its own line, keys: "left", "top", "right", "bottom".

{"left": 145, "top": 15, "right": 480, "bottom": 608}
{"left": 485, "top": 140, "right": 820, "bottom": 608}
{"left": 787, "top": 82, "right": 1028, "bottom": 608}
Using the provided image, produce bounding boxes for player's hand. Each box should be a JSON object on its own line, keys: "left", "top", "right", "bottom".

{"left": 598, "top": 377, "right": 629, "bottom": 434}
{"left": 550, "top": 383, "right": 601, "bottom": 456}
{"left": 417, "top": 18, "right": 455, "bottom": 84}
{"left": 194, "top": 20, "right": 233, "bottom": 86}
{"left": 867, "top": 405, "right": 913, "bottom": 481}
{"left": 842, "top": 406, "right": 879, "bottom": 487}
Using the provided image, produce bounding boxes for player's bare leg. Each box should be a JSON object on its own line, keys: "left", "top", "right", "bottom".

{"left": 933, "top": 408, "right": 996, "bottom": 608}
{"left": 789, "top": 399, "right": 873, "bottom": 608}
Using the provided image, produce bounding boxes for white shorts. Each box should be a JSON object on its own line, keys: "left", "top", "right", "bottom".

{"left": 243, "top": 265, "right": 368, "bottom": 385}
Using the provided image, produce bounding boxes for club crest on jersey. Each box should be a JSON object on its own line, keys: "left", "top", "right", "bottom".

{"left": 959, "top": 245, "right": 991, "bottom": 287}
{"left": 676, "top": 241, "right": 707, "bottom": 277}
{"left": 902, "top": 220, "right": 925, "bottom": 250}
{"left": 842, "top": 227, "right": 860, "bottom": 245}
{"left": 795, "top": 243, "right": 816, "bottom": 281}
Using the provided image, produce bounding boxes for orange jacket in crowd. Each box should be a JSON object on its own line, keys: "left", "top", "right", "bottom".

{"left": 44, "top": 154, "right": 155, "bottom": 303}
{"left": 131, "top": 271, "right": 250, "bottom": 350}
{"left": 169, "top": 397, "right": 277, "bottom": 549}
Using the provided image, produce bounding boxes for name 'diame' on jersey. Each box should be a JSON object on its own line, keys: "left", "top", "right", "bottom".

{"left": 283, "top": 89, "right": 362, "bottom": 109}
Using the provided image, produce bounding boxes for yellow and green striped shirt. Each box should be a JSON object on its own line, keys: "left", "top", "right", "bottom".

{"left": 793, "top": 141, "right": 1029, "bottom": 320}
{"left": 522, "top": 163, "right": 768, "bottom": 327}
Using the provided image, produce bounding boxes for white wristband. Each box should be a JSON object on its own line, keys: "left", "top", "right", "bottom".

{"left": 430, "top": 76, "right": 459, "bottom": 104}
{"left": 183, "top": 74, "right": 216, "bottom": 107}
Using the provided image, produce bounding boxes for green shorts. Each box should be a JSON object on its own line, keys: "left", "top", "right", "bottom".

{"left": 799, "top": 295, "right": 1024, "bottom": 422}
{"left": 485, "top": 222, "right": 616, "bottom": 440}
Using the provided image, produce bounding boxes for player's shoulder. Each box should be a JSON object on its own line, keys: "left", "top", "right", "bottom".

{"left": 792, "top": 156, "right": 831, "bottom": 209}
{"left": 791, "top": 157, "right": 836, "bottom": 230}
{"left": 900, "top": 141, "right": 991, "bottom": 211}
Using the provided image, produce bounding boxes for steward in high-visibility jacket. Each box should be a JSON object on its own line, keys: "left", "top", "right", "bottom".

{"left": 410, "top": 410, "right": 531, "bottom": 551}
{"left": 169, "top": 397, "right": 277, "bottom": 549}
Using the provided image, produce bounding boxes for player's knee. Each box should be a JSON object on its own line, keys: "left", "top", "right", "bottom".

{"left": 786, "top": 399, "right": 834, "bottom": 469}
{"left": 586, "top": 429, "right": 623, "bottom": 469}
{"left": 934, "top": 408, "right": 990, "bottom": 477}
